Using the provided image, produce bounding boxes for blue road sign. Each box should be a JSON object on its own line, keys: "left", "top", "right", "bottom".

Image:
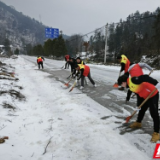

{"left": 45, "top": 28, "right": 59, "bottom": 39}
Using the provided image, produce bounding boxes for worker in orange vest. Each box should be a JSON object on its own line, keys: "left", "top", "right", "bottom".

{"left": 118, "top": 74, "right": 159, "bottom": 143}
{"left": 37, "top": 56, "right": 45, "bottom": 69}
{"left": 126, "top": 62, "right": 153, "bottom": 102}
{"left": 76, "top": 64, "right": 96, "bottom": 89}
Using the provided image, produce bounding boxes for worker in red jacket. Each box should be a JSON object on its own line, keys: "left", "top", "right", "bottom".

{"left": 76, "top": 64, "right": 96, "bottom": 89}
{"left": 118, "top": 74, "right": 159, "bottom": 143}
{"left": 37, "top": 56, "right": 45, "bottom": 69}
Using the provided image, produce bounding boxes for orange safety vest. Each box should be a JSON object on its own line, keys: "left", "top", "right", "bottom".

{"left": 129, "top": 64, "right": 144, "bottom": 77}
{"left": 78, "top": 64, "right": 90, "bottom": 77}
{"left": 127, "top": 78, "right": 158, "bottom": 99}
{"left": 37, "top": 57, "right": 43, "bottom": 63}
{"left": 120, "top": 55, "right": 130, "bottom": 73}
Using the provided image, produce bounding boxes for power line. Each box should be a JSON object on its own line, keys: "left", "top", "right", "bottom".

{"left": 66, "top": 26, "right": 105, "bottom": 42}
{"left": 66, "top": 14, "right": 157, "bottom": 43}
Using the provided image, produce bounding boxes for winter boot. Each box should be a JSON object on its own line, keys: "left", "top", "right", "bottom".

{"left": 151, "top": 132, "right": 160, "bottom": 143}
{"left": 129, "top": 122, "right": 142, "bottom": 128}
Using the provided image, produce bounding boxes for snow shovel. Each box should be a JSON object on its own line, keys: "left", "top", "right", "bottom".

{"left": 64, "top": 78, "right": 72, "bottom": 87}
{"left": 113, "top": 82, "right": 119, "bottom": 88}
{"left": 126, "top": 88, "right": 157, "bottom": 123}
{"left": 67, "top": 73, "right": 72, "bottom": 79}
{"left": 113, "top": 70, "right": 121, "bottom": 88}
{"left": 69, "top": 80, "right": 77, "bottom": 92}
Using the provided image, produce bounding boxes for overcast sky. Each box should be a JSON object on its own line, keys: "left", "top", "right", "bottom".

{"left": 1, "top": 0, "right": 160, "bottom": 36}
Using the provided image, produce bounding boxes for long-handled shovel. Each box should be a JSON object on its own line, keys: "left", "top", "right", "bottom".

{"left": 113, "top": 70, "right": 121, "bottom": 88}
{"left": 67, "top": 73, "right": 72, "bottom": 79}
{"left": 69, "top": 79, "right": 77, "bottom": 92}
{"left": 126, "top": 88, "right": 157, "bottom": 123}
{"left": 64, "top": 78, "right": 73, "bottom": 87}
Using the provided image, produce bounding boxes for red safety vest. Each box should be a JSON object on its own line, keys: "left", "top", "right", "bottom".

{"left": 127, "top": 78, "right": 158, "bottom": 99}
{"left": 65, "top": 55, "right": 70, "bottom": 61}
{"left": 78, "top": 64, "right": 90, "bottom": 77}
{"left": 129, "top": 64, "right": 144, "bottom": 77}
{"left": 37, "top": 57, "right": 43, "bottom": 63}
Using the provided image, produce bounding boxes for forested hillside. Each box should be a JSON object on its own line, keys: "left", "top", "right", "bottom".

{"left": 0, "top": 1, "right": 46, "bottom": 46}
{"left": 64, "top": 7, "right": 160, "bottom": 67}
{"left": 0, "top": 1, "right": 69, "bottom": 52}
{"left": 108, "top": 8, "right": 160, "bottom": 62}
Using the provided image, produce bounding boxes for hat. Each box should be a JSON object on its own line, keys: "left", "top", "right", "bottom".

{"left": 76, "top": 57, "right": 81, "bottom": 60}
{"left": 117, "top": 75, "right": 128, "bottom": 85}
{"left": 116, "top": 55, "right": 122, "bottom": 59}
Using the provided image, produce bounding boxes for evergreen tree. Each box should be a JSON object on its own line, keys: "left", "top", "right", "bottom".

{"left": 43, "top": 39, "right": 53, "bottom": 56}
{"left": 14, "top": 48, "right": 19, "bottom": 55}
{"left": 26, "top": 44, "right": 33, "bottom": 55}
{"left": 3, "top": 39, "right": 10, "bottom": 52}
{"left": 153, "top": 8, "right": 160, "bottom": 54}
{"left": 32, "top": 44, "right": 43, "bottom": 56}
{"left": 54, "top": 35, "right": 67, "bottom": 57}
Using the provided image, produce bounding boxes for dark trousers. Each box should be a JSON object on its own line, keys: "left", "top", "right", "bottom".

{"left": 71, "top": 68, "right": 76, "bottom": 76}
{"left": 38, "top": 62, "right": 43, "bottom": 69}
{"left": 137, "top": 93, "right": 159, "bottom": 133}
{"left": 81, "top": 72, "right": 95, "bottom": 87}
{"left": 65, "top": 62, "right": 69, "bottom": 69}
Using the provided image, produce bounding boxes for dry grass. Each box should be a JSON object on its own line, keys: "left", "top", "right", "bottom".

{"left": 0, "top": 89, "right": 25, "bottom": 100}
{"left": 2, "top": 102, "right": 16, "bottom": 110}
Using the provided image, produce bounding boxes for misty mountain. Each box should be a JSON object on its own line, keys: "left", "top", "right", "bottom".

{"left": 0, "top": 1, "right": 70, "bottom": 48}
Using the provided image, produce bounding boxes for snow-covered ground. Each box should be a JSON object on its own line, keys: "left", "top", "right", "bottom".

{"left": 0, "top": 56, "right": 159, "bottom": 160}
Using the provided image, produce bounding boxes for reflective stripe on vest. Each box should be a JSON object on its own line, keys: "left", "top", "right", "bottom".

{"left": 129, "top": 64, "right": 144, "bottom": 77}
{"left": 121, "top": 55, "right": 130, "bottom": 73}
{"left": 127, "top": 78, "right": 158, "bottom": 99}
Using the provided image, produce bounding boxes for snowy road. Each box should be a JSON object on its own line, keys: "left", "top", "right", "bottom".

{"left": 0, "top": 55, "right": 159, "bottom": 160}
{"left": 23, "top": 55, "right": 159, "bottom": 135}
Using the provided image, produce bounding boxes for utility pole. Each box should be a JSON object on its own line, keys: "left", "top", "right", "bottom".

{"left": 104, "top": 23, "right": 108, "bottom": 64}
{"left": 60, "top": 30, "right": 63, "bottom": 35}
